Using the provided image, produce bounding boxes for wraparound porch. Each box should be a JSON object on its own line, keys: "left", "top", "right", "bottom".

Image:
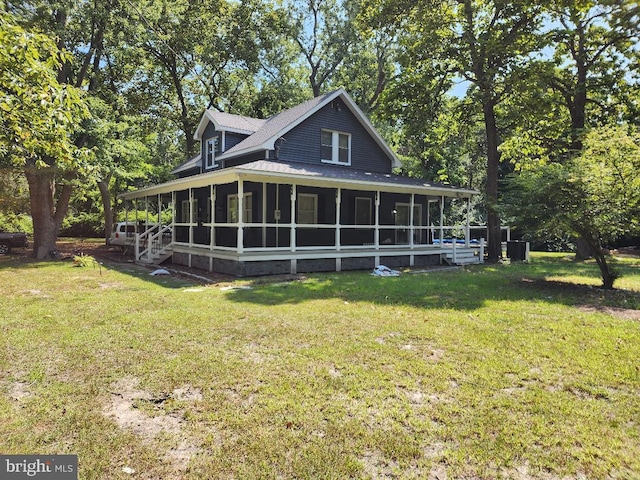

{"left": 120, "top": 161, "right": 481, "bottom": 276}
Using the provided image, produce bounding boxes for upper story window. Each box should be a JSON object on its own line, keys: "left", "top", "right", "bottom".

{"left": 321, "top": 130, "right": 351, "bottom": 165}
{"left": 206, "top": 137, "right": 219, "bottom": 169}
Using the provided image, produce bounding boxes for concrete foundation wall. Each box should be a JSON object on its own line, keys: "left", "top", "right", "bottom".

{"left": 414, "top": 255, "right": 441, "bottom": 267}
{"left": 382, "top": 255, "right": 411, "bottom": 268}
{"left": 173, "top": 252, "right": 189, "bottom": 267}
{"left": 341, "top": 257, "right": 376, "bottom": 271}
{"left": 191, "top": 254, "right": 210, "bottom": 271}
{"left": 297, "top": 258, "right": 336, "bottom": 273}
{"left": 169, "top": 250, "right": 442, "bottom": 277}
{"left": 243, "top": 260, "right": 291, "bottom": 277}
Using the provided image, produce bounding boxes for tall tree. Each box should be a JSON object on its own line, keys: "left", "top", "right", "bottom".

{"left": 500, "top": 1, "right": 639, "bottom": 259}
{"left": 507, "top": 125, "right": 640, "bottom": 289}
{"left": 0, "top": 11, "right": 89, "bottom": 258}
{"left": 333, "top": 25, "right": 397, "bottom": 114}
{"left": 545, "top": 0, "right": 639, "bottom": 153}
{"left": 365, "top": 0, "right": 542, "bottom": 261}
{"left": 286, "top": 0, "right": 359, "bottom": 96}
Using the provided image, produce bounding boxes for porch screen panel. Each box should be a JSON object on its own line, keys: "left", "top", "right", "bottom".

{"left": 297, "top": 194, "right": 317, "bottom": 224}
{"left": 355, "top": 197, "right": 372, "bottom": 225}
{"left": 228, "top": 193, "right": 253, "bottom": 223}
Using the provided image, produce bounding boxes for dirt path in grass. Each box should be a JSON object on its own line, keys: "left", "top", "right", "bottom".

{"left": 103, "top": 377, "right": 203, "bottom": 474}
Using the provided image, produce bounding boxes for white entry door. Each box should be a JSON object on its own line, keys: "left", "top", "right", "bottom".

{"left": 395, "top": 203, "right": 422, "bottom": 245}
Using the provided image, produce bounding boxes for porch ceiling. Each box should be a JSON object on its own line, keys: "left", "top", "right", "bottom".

{"left": 120, "top": 160, "right": 478, "bottom": 200}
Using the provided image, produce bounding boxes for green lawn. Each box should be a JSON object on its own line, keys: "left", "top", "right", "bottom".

{"left": 1, "top": 251, "right": 639, "bottom": 479}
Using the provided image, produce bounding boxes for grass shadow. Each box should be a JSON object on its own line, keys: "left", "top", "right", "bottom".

{"left": 222, "top": 259, "right": 640, "bottom": 312}
{"left": 0, "top": 252, "right": 192, "bottom": 290}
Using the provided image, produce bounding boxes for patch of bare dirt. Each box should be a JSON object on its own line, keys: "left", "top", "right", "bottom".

{"left": 612, "top": 246, "right": 640, "bottom": 258}
{"left": 575, "top": 304, "right": 640, "bottom": 320}
{"left": 103, "top": 377, "right": 203, "bottom": 474}
{"left": 519, "top": 278, "right": 640, "bottom": 317}
{"left": 9, "top": 381, "right": 32, "bottom": 401}
{"left": 361, "top": 449, "right": 400, "bottom": 479}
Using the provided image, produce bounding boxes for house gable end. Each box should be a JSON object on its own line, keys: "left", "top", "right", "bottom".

{"left": 186, "top": 89, "right": 401, "bottom": 177}
{"left": 275, "top": 102, "right": 393, "bottom": 173}
{"left": 217, "top": 89, "right": 401, "bottom": 169}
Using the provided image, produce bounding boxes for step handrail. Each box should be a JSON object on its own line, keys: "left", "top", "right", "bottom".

{"left": 135, "top": 224, "right": 173, "bottom": 262}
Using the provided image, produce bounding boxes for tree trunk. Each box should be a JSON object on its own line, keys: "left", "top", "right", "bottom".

{"left": 24, "top": 165, "right": 74, "bottom": 259}
{"left": 574, "top": 236, "right": 592, "bottom": 260}
{"left": 97, "top": 173, "right": 113, "bottom": 245}
{"left": 482, "top": 93, "right": 502, "bottom": 262}
{"left": 168, "top": 62, "right": 196, "bottom": 155}
{"left": 593, "top": 248, "right": 617, "bottom": 290}
{"left": 580, "top": 231, "right": 617, "bottom": 289}
{"left": 597, "top": 257, "right": 616, "bottom": 290}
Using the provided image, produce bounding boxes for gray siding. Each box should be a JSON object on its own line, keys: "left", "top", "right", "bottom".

{"left": 274, "top": 103, "right": 393, "bottom": 173}
{"left": 224, "top": 132, "right": 248, "bottom": 151}
{"left": 200, "top": 123, "right": 250, "bottom": 171}
{"left": 176, "top": 167, "right": 201, "bottom": 179}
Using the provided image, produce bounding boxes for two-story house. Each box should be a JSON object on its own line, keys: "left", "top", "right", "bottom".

{"left": 120, "top": 89, "right": 480, "bottom": 276}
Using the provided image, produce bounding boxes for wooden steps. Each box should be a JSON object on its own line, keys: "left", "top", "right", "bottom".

{"left": 442, "top": 247, "right": 481, "bottom": 266}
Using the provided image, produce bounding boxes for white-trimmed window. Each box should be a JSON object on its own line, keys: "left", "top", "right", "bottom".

{"left": 321, "top": 130, "right": 351, "bottom": 165}
{"left": 297, "top": 193, "right": 318, "bottom": 224}
{"left": 180, "top": 200, "right": 190, "bottom": 223}
{"left": 192, "top": 198, "right": 199, "bottom": 223}
{"left": 355, "top": 197, "right": 372, "bottom": 225}
{"left": 206, "top": 137, "right": 219, "bottom": 169}
{"left": 227, "top": 193, "right": 253, "bottom": 223}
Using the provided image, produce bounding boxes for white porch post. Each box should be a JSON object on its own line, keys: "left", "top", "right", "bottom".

{"left": 171, "top": 191, "right": 176, "bottom": 242}
{"left": 262, "top": 182, "right": 267, "bottom": 248}
{"left": 439, "top": 195, "right": 445, "bottom": 243}
{"left": 145, "top": 197, "right": 149, "bottom": 228}
{"left": 189, "top": 188, "right": 194, "bottom": 246}
{"left": 290, "top": 184, "right": 296, "bottom": 252}
{"left": 427, "top": 199, "right": 431, "bottom": 244}
{"left": 210, "top": 185, "right": 216, "bottom": 250}
{"left": 237, "top": 180, "right": 244, "bottom": 254}
{"left": 409, "top": 193, "right": 415, "bottom": 249}
{"left": 466, "top": 196, "right": 471, "bottom": 247}
{"left": 374, "top": 191, "right": 380, "bottom": 250}
{"left": 335, "top": 188, "right": 341, "bottom": 251}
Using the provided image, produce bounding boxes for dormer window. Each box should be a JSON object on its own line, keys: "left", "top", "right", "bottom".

{"left": 321, "top": 129, "right": 351, "bottom": 165}
{"left": 206, "top": 137, "right": 219, "bottom": 169}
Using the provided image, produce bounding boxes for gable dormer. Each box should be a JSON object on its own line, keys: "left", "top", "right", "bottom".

{"left": 185, "top": 90, "right": 401, "bottom": 176}
{"left": 193, "top": 110, "right": 267, "bottom": 171}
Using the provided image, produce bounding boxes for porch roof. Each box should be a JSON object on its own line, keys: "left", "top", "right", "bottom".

{"left": 120, "top": 160, "right": 478, "bottom": 200}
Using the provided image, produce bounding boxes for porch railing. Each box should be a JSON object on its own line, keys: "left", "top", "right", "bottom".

{"left": 168, "top": 223, "right": 504, "bottom": 251}
{"left": 135, "top": 224, "right": 173, "bottom": 263}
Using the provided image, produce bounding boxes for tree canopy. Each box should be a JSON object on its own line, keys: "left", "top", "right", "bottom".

{"left": 507, "top": 125, "right": 640, "bottom": 288}
{"left": 1, "top": 0, "right": 639, "bottom": 280}
{"left": 0, "top": 10, "right": 87, "bottom": 170}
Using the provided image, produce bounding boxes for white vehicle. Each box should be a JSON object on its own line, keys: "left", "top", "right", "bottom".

{"left": 108, "top": 222, "right": 139, "bottom": 249}
{"left": 108, "top": 222, "right": 171, "bottom": 250}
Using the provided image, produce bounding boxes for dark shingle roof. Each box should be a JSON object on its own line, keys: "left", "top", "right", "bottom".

{"left": 218, "top": 92, "right": 336, "bottom": 159}
{"left": 207, "top": 111, "right": 267, "bottom": 134}
{"left": 172, "top": 154, "right": 201, "bottom": 175}
{"left": 236, "top": 160, "right": 473, "bottom": 193}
